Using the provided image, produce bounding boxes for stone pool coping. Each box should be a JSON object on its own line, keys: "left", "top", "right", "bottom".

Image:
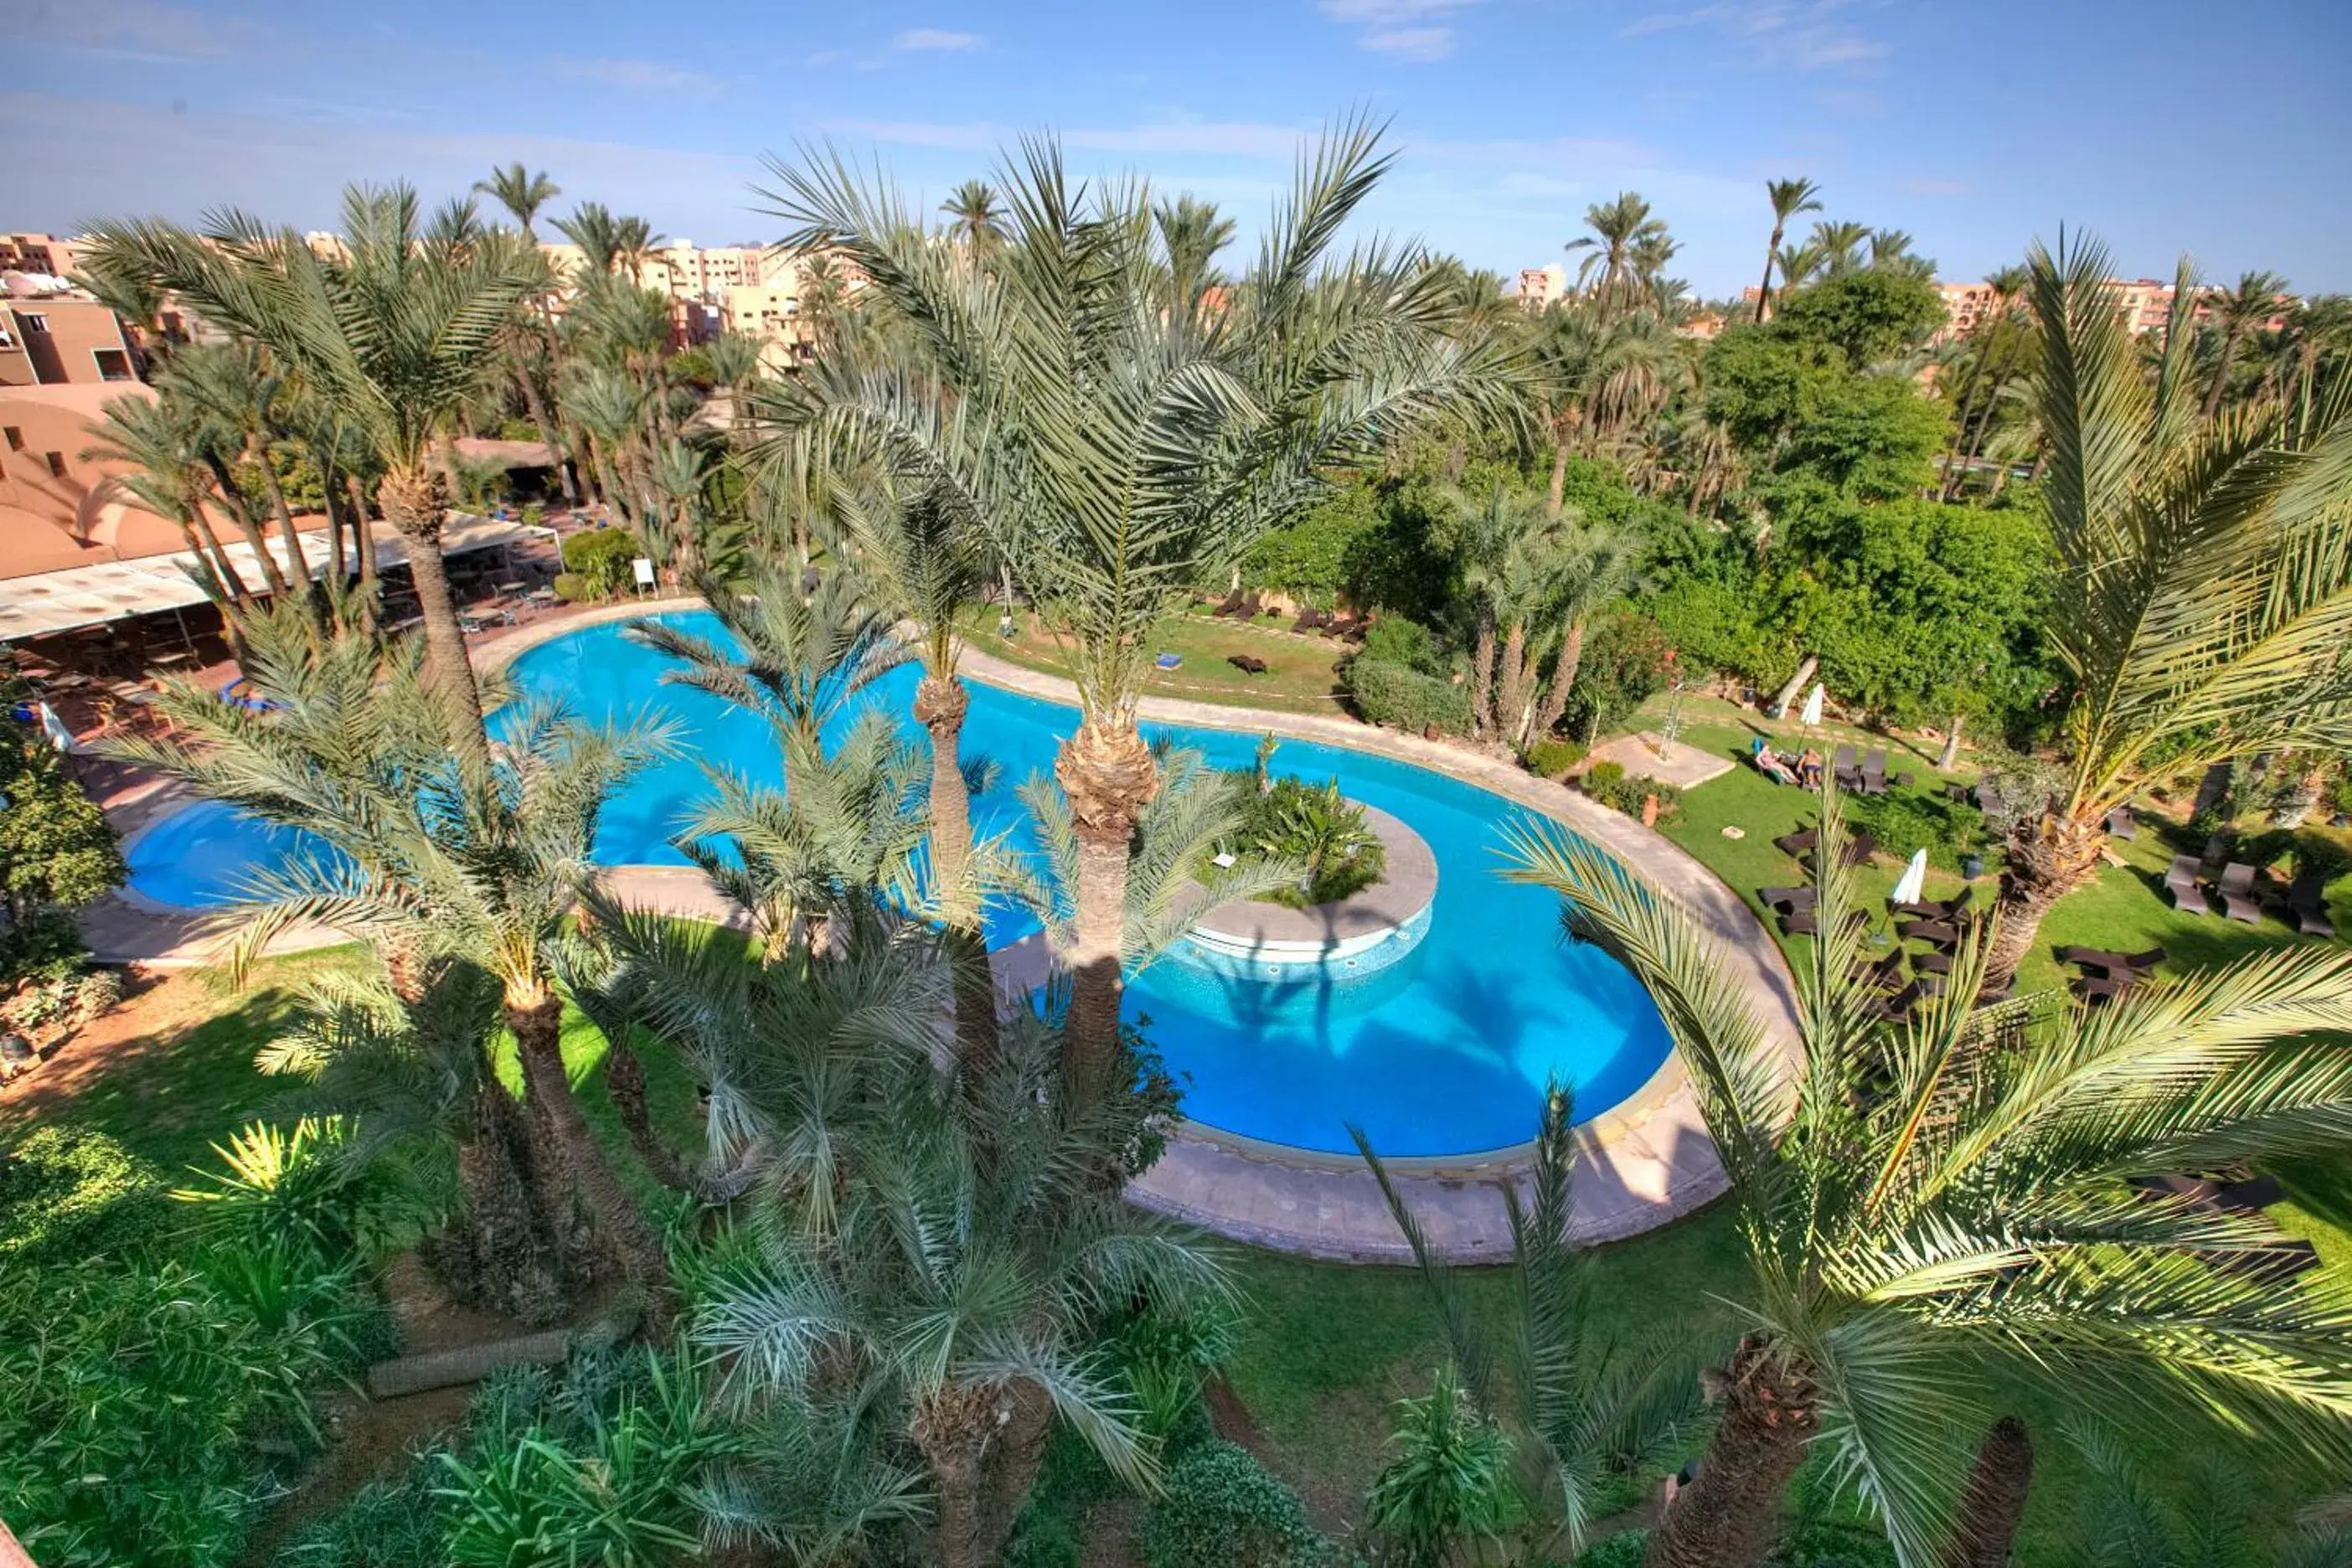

{"left": 85, "top": 601, "right": 1803, "bottom": 1260}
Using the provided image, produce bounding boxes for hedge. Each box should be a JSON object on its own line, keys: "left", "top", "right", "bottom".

{"left": 1348, "top": 657, "right": 1473, "bottom": 736}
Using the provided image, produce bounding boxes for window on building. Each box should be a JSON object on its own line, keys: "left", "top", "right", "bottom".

{"left": 21, "top": 313, "right": 48, "bottom": 333}
{"left": 3, "top": 426, "right": 21, "bottom": 451}
{"left": 45, "top": 451, "right": 68, "bottom": 478}
{"left": 93, "top": 348, "right": 134, "bottom": 381}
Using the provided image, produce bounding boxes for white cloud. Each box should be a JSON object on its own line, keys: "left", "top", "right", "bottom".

{"left": 1618, "top": 1, "right": 1885, "bottom": 74}
{"left": 890, "top": 28, "right": 984, "bottom": 51}
{"left": 1362, "top": 27, "right": 1454, "bottom": 59}
{"left": 553, "top": 56, "right": 722, "bottom": 97}
{"left": 1318, "top": 0, "right": 1478, "bottom": 60}
{"left": 7, "top": 0, "right": 255, "bottom": 63}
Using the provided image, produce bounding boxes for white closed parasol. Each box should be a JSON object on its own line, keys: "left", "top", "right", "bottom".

{"left": 1798, "top": 683, "right": 1825, "bottom": 730}
{"left": 1891, "top": 848, "right": 1929, "bottom": 907}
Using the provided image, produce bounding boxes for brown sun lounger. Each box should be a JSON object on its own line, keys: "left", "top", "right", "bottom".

{"left": 1226, "top": 654, "right": 1270, "bottom": 676}
{"left": 1757, "top": 885, "right": 1815, "bottom": 912}
{"left": 1896, "top": 918, "right": 1961, "bottom": 947}
{"left": 2055, "top": 945, "right": 2165, "bottom": 976}
{"left": 2104, "top": 804, "right": 2137, "bottom": 840}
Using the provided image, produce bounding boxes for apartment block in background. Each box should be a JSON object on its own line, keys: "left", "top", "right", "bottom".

{"left": 0, "top": 295, "right": 139, "bottom": 388}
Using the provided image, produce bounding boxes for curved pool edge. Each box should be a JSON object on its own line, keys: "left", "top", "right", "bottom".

{"left": 94, "top": 600, "right": 1795, "bottom": 1256}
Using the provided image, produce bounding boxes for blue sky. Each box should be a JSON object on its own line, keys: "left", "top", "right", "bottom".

{"left": 7, "top": 0, "right": 2349, "bottom": 297}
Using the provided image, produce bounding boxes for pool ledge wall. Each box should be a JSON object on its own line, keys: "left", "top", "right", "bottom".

{"left": 85, "top": 597, "right": 1803, "bottom": 1258}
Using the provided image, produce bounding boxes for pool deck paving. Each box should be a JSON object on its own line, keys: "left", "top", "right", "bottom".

{"left": 82, "top": 604, "right": 1802, "bottom": 1260}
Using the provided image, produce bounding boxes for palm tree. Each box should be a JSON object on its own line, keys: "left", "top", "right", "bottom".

{"left": 691, "top": 993, "right": 1228, "bottom": 1568}
{"left": 1504, "top": 788, "right": 2352, "bottom": 1568}
{"left": 1867, "top": 228, "right": 1933, "bottom": 278}
{"left": 1153, "top": 193, "right": 1236, "bottom": 324}
{"left": 157, "top": 341, "right": 306, "bottom": 600}
{"left": 554, "top": 201, "right": 625, "bottom": 276}
{"left": 938, "top": 178, "right": 1006, "bottom": 259}
{"left": 1773, "top": 240, "right": 1827, "bottom": 295}
{"left": 1936, "top": 266, "right": 2030, "bottom": 499}
{"left": 1567, "top": 192, "right": 1669, "bottom": 319}
{"left": 1011, "top": 740, "right": 1297, "bottom": 977}
{"left": 1754, "top": 178, "right": 1823, "bottom": 322}
{"left": 260, "top": 959, "right": 575, "bottom": 1323}
{"left": 1809, "top": 219, "right": 1872, "bottom": 276}
{"left": 2201, "top": 269, "right": 2290, "bottom": 419}
{"left": 1979, "top": 233, "right": 2352, "bottom": 989}
{"left": 79, "top": 390, "right": 250, "bottom": 611}
{"left": 1453, "top": 483, "right": 1565, "bottom": 745}
{"left": 1529, "top": 518, "right": 1644, "bottom": 745}
{"left": 749, "top": 119, "right": 1514, "bottom": 1097}
{"left": 102, "top": 611, "right": 687, "bottom": 1328}
{"left": 1358, "top": 1089, "right": 1711, "bottom": 1559}
{"left": 474, "top": 162, "right": 561, "bottom": 238}
{"left": 86, "top": 185, "right": 544, "bottom": 746}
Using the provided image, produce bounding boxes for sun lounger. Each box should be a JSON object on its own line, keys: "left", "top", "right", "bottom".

{"left": 2163, "top": 854, "right": 2202, "bottom": 891}
{"left": 1290, "top": 607, "right": 1322, "bottom": 633}
{"left": 2103, "top": 804, "right": 2137, "bottom": 840}
{"left": 1774, "top": 828, "right": 1818, "bottom": 857}
{"left": 1210, "top": 588, "right": 1246, "bottom": 617}
{"left": 2168, "top": 878, "right": 2215, "bottom": 917}
{"left": 2075, "top": 974, "right": 2136, "bottom": 1005}
{"left": 1890, "top": 886, "right": 1973, "bottom": 921}
{"left": 1832, "top": 744, "right": 1862, "bottom": 789}
{"left": 1225, "top": 654, "right": 1270, "bottom": 676}
{"left": 1757, "top": 885, "right": 1815, "bottom": 911}
{"left": 2217, "top": 1239, "right": 2322, "bottom": 1284}
{"left": 2215, "top": 862, "right": 2264, "bottom": 923}
{"left": 1853, "top": 951, "right": 1907, "bottom": 992}
{"left": 1866, "top": 980, "right": 1926, "bottom": 1023}
{"left": 2215, "top": 1174, "right": 2285, "bottom": 1212}
{"left": 1911, "top": 948, "right": 1953, "bottom": 976}
{"left": 1896, "top": 919, "right": 1961, "bottom": 948}
{"left": 2055, "top": 945, "right": 2165, "bottom": 977}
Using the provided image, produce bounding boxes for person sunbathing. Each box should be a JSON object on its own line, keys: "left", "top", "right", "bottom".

{"left": 1756, "top": 748, "right": 1800, "bottom": 785}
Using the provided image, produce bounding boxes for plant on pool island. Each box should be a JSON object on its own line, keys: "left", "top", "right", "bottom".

{"left": 1357, "top": 1089, "right": 1714, "bottom": 1560}
{"left": 1226, "top": 774, "right": 1388, "bottom": 909}
{"left": 102, "top": 610, "right": 684, "bottom": 1330}
{"left": 1504, "top": 782, "right": 2352, "bottom": 1568}
{"left": 557, "top": 524, "right": 644, "bottom": 600}
{"left": 1973, "top": 232, "right": 2352, "bottom": 991}
{"left": 750, "top": 117, "right": 1517, "bottom": 1105}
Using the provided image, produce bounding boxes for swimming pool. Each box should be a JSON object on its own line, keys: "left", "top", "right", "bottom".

{"left": 126, "top": 613, "right": 1674, "bottom": 1158}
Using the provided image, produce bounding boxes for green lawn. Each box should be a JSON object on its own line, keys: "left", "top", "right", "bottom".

{"left": 957, "top": 602, "right": 1352, "bottom": 713}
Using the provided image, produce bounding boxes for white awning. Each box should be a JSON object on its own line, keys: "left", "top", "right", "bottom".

{"left": 0, "top": 515, "right": 536, "bottom": 642}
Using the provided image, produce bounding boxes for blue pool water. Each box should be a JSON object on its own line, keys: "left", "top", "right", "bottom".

{"left": 126, "top": 614, "right": 1673, "bottom": 1156}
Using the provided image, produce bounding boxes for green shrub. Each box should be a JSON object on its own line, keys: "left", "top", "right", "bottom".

{"left": 0, "top": 1251, "right": 359, "bottom": 1566}
{"left": 1228, "top": 776, "right": 1388, "bottom": 908}
{"left": 1359, "top": 615, "right": 1447, "bottom": 675}
{"left": 173, "top": 1117, "right": 420, "bottom": 1269}
{"left": 1581, "top": 763, "right": 1684, "bottom": 825}
{"left": 0, "top": 1126, "right": 173, "bottom": 1266}
{"left": 2293, "top": 823, "right": 2352, "bottom": 884}
{"left": 1524, "top": 738, "right": 1586, "bottom": 779}
{"left": 1574, "top": 1527, "right": 1649, "bottom": 1568}
{"left": 1138, "top": 1442, "right": 1328, "bottom": 1568}
{"left": 274, "top": 1453, "right": 451, "bottom": 1567}
{"left": 1349, "top": 658, "right": 1473, "bottom": 736}
{"left": 1002, "top": 1511, "right": 1084, "bottom": 1568}
{"left": 550, "top": 570, "right": 590, "bottom": 603}
{"left": 559, "top": 528, "right": 640, "bottom": 599}
{"left": 1843, "top": 787, "right": 1981, "bottom": 868}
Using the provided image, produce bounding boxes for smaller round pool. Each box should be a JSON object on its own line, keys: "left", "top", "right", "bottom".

{"left": 125, "top": 799, "right": 332, "bottom": 909}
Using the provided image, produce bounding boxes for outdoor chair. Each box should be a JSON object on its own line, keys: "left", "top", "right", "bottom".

{"left": 2217, "top": 1239, "right": 2322, "bottom": 1285}
{"left": 1209, "top": 588, "right": 1246, "bottom": 617}
{"left": 1866, "top": 980, "right": 1926, "bottom": 1024}
{"left": 2266, "top": 869, "right": 2337, "bottom": 937}
{"left": 1756, "top": 885, "right": 1815, "bottom": 912}
{"left": 1773, "top": 828, "right": 1818, "bottom": 858}
{"left": 2074, "top": 974, "right": 2133, "bottom": 1005}
{"left": 2167, "top": 876, "right": 2215, "bottom": 917}
{"left": 1290, "top": 607, "right": 1321, "bottom": 634}
{"left": 1832, "top": 743, "right": 1863, "bottom": 789}
{"left": 1911, "top": 948, "right": 1954, "bottom": 977}
{"left": 2215, "top": 862, "right": 2264, "bottom": 924}
{"left": 2055, "top": 944, "right": 2165, "bottom": 977}
{"left": 2163, "top": 854, "right": 2203, "bottom": 891}
{"left": 1852, "top": 951, "right": 1907, "bottom": 992}
{"left": 2104, "top": 804, "right": 2138, "bottom": 840}
{"left": 1890, "top": 885, "right": 1973, "bottom": 921}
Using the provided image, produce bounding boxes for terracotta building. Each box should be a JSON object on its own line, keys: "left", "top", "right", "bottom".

{"left": 0, "top": 295, "right": 139, "bottom": 388}
{"left": 0, "top": 380, "right": 183, "bottom": 578}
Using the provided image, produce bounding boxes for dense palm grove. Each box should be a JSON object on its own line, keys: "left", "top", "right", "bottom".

{"left": 4, "top": 123, "right": 2352, "bottom": 1568}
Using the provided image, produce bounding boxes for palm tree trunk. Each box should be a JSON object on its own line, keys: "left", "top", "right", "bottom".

{"left": 345, "top": 476, "right": 379, "bottom": 585}
{"left": 977, "top": 1380, "right": 1055, "bottom": 1563}
{"left": 182, "top": 499, "right": 248, "bottom": 608}
{"left": 1754, "top": 224, "right": 1784, "bottom": 324}
{"left": 1055, "top": 720, "right": 1159, "bottom": 1106}
{"left": 911, "top": 1388, "right": 993, "bottom": 1568}
{"left": 378, "top": 464, "right": 488, "bottom": 746}
{"left": 506, "top": 992, "right": 674, "bottom": 1336}
{"left": 431, "top": 1082, "right": 571, "bottom": 1325}
{"left": 1938, "top": 343, "right": 1994, "bottom": 501}
{"left": 1643, "top": 1338, "right": 1819, "bottom": 1568}
{"left": 249, "top": 436, "right": 312, "bottom": 601}
{"left": 1534, "top": 619, "right": 1586, "bottom": 740}
{"left": 2203, "top": 326, "right": 2245, "bottom": 420}
{"left": 916, "top": 673, "right": 1000, "bottom": 1086}
{"left": 202, "top": 452, "right": 296, "bottom": 598}
{"left": 1983, "top": 809, "right": 2107, "bottom": 992}
{"left": 1549, "top": 433, "right": 1571, "bottom": 515}
{"left": 512, "top": 351, "right": 580, "bottom": 507}
{"left": 1472, "top": 614, "right": 1498, "bottom": 736}
{"left": 1937, "top": 714, "right": 1963, "bottom": 772}
{"left": 1496, "top": 623, "right": 1532, "bottom": 747}
{"left": 600, "top": 1037, "right": 688, "bottom": 1191}
{"left": 1940, "top": 1416, "right": 2033, "bottom": 1568}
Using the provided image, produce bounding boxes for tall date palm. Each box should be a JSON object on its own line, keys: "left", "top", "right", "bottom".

{"left": 1753, "top": 178, "right": 1823, "bottom": 322}
{"left": 85, "top": 184, "right": 543, "bottom": 747}
{"left": 1979, "top": 233, "right": 2352, "bottom": 989}
{"left": 749, "top": 119, "right": 1515, "bottom": 1099}
{"left": 1504, "top": 789, "right": 2352, "bottom": 1568}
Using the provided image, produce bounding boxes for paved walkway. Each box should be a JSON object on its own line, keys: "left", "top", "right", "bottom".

{"left": 85, "top": 604, "right": 1802, "bottom": 1260}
